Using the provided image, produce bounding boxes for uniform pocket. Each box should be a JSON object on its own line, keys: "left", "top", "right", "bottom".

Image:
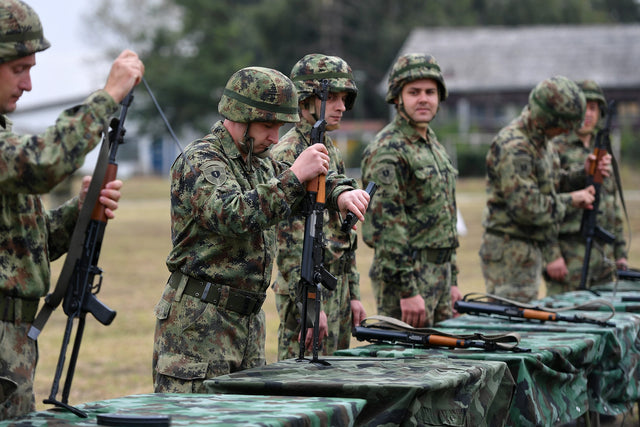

{"left": 479, "top": 233, "right": 504, "bottom": 263}
{"left": 155, "top": 352, "right": 208, "bottom": 383}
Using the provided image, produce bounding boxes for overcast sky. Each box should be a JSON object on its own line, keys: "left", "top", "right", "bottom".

{"left": 18, "top": 0, "right": 108, "bottom": 110}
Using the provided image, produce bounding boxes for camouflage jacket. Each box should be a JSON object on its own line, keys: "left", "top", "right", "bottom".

{"left": 553, "top": 131, "right": 627, "bottom": 260}
{"left": 166, "top": 120, "right": 357, "bottom": 294}
{"left": 271, "top": 120, "right": 360, "bottom": 300}
{"left": 483, "top": 107, "right": 586, "bottom": 263}
{"left": 0, "top": 91, "right": 118, "bottom": 298}
{"left": 361, "top": 113, "right": 459, "bottom": 294}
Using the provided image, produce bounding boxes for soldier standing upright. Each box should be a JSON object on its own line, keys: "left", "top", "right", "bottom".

{"left": 545, "top": 80, "right": 627, "bottom": 295}
{"left": 152, "top": 66, "right": 370, "bottom": 393}
{"left": 271, "top": 54, "right": 367, "bottom": 360}
{"left": 0, "top": 0, "right": 143, "bottom": 419}
{"left": 361, "top": 53, "right": 461, "bottom": 328}
{"left": 480, "top": 76, "right": 607, "bottom": 303}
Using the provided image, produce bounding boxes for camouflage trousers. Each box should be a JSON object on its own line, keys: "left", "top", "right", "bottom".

{"left": 152, "top": 282, "right": 266, "bottom": 393}
{"left": 0, "top": 319, "right": 37, "bottom": 420}
{"left": 479, "top": 232, "right": 542, "bottom": 303}
{"left": 545, "top": 234, "right": 616, "bottom": 296}
{"left": 370, "top": 252, "right": 452, "bottom": 326}
{"left": 274, "top": 268, "right": 352, "bottom": 361}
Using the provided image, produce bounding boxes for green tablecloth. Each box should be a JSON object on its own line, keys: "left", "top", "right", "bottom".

{"left": 1, "top": 393, "right": 366, "bottom": 426}
{"left": 336, "top": 330, "right": 603, "bottom": 427}
{"left": 439, "top": 311, "right": 640, "bottom": 416}
{"left": 593, "top": 279, "right": 640, "bottom": 293}
{"left": 536, "top": 289, "right": 640, "bottom": 312}
{"left": 205, "top": 356, "right": 515, "bottom": 427}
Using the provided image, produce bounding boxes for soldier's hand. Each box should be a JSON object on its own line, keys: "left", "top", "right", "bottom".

{"left": 350, "top": 300, "right": 367, "bottom": 327}
{"left": 546, "top": 257, "right": 568, "bottom": 282}
{"left": 570, "top": 186, "right": 595, "bottom": 209}
{"left": 302, "top": 310, "right": 328, "bottom": 352}
{"left": 585, "top": 153, "right": 612, "bottom": 178}
{"left": 616, "top": 257, "right": 628, "bottom": 270}
{"left": 400, "top": 294, "right": 426, "bottom": 328}
{"left": 78, "top": 176, "right": 123, "bottom": 219}
{"left": 290, "top": 143, "right": 330, "bottom": 183}
{"left": 450, "top": 285, "right": 462, "bottom": 318}
{"left": 104, "top": 50, "right": 145, "bottom": 103}
{"left": 337, "top": 189, "right": 370, "bottom": 225}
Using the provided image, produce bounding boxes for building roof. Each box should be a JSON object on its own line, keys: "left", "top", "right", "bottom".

{"left": 392, "top": 25, "right": 640, "bottom": 94}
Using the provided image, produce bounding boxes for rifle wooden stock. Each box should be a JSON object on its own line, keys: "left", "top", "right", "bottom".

{"left": 455, "top": 300, "right": 615, "bottom": 327}
{"left": 579, "top": 100, "right": 616, "bottom": 291}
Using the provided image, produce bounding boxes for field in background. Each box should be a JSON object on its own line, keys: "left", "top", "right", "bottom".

{"left": 33, "top": 173, "right": 640, "bottom": 411}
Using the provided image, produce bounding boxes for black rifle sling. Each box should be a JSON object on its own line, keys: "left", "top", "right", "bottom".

{"left": 28, "top": 136, "right": 111, "bottom": 340}
{"left": 360, "top": 315, "right": 523, "bottom": 351}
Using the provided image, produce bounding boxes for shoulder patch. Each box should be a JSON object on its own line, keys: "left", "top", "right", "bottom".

{"left": 513, "top": 157, "right": 532, "bottom": 178}
{"left": 376, "top": 163, "right": 396, "bottom": 185}
{"left": 201, "top": 161, "right": 228, "bottom": 186}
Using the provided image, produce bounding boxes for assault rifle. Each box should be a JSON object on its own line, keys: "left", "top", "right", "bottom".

{"left": 353, "top": 326, "right": 530, "bottom": 352}
{"left": 297, "top": 79, "right": 337, "bottom": 365}
{"left": 455, "top": 300, "right": 615, "bottom": 327}
{"left": 579, "top": 100, "right": 616, "bottom": 291}
{"left": 28, "top": 91, "right": 134, "bottom": 417}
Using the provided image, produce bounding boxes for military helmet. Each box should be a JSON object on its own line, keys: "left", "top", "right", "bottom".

{"left": 577, "top": 79, "right": 607, "bottom": 117}
{"left": 528, "top": 76, "right": 586, "bottom": 132}
{"left": 290, "top": 53, "right": 358, "bottom": 110}
{"left": 0, "top": 0, "right": 50, "bottom": 64}
{"left": 385, "top": 53, "right": 447, "bottom": 104}
{"left": 218, "top": 66, "right": 299, "bottom": 123}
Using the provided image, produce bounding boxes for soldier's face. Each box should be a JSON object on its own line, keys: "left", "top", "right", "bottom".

{"left": 398, "top": 79, "right": 439, "bottom": 124}
{"left": 312, "top": 91, "right": 348, "bottom": 131}
{"left": 578, "top": 101, "right": 600, "bottom": 135}
{"left": 0, "top": 54, "right": 35, "bottom": 114}
{"left": 249, "top": 121, "right": 284, "bottom": 154}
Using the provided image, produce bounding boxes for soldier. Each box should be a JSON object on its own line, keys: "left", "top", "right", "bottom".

{"left": 361, "top": 53, "right": 461, "bottom": 328}
{"left": 545, "top": 80, "right": 627, "bottom": 295}
{"left": 152, "top": 66, "right": 370, "bottom": 393}
{"left": 271, "top": 54, "right": 367, "bottom": 360}
{"left": 480, "top": 76, "right": 606, "bottom": 303}
{"left": 0, "top": 0, "right": 143, "bottom": 419}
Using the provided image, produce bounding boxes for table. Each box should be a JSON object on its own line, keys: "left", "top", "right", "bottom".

{"left": 1, "top": 393, "right": 366, "bottom": 426}
{"left": 205, "top": 356, "right": 515, "bottom": 427}
{"left": 439, "top": 311, "right": 640, "bottom": 417}
{"left": 536, "top": 289, "right": 640, "bottom": 312}
{"left": 336, "top": 330, "right": 604, "bottom": 427}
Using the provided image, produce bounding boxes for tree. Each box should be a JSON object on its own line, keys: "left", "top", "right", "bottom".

{"left": 88, "top": 0, "right": 640, "bottom": 133}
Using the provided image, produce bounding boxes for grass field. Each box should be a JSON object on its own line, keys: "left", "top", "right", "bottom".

{"left": 33, "top": 172, "right": 640, "bottom": 413}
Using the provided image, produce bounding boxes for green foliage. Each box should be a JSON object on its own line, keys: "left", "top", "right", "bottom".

{"left": 90, "top": 0, "right": 640, "bottom": 134}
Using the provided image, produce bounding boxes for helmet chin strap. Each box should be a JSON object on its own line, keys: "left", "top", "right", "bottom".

{"left": 237, "top": 123, "right": 270, "bottom": 172}
{"left": 397, "top": 97, "right": 429, "bottom": 130}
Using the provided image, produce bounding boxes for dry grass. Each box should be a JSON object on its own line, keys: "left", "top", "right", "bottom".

{"left": 33, "top": 172, "right": 640, "bottom": 412}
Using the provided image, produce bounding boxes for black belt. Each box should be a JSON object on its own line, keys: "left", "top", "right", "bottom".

{"left": 0, "top": 294, "right": 39, "bottom": 323}
{"left": 485, "top": 229, "right": 539, "bottom": 246}
{"left": 168, "top": 272, "right": 265, "bottom": 316}
{"left": 414, "top": 248, "right": 453, "bottom": 264}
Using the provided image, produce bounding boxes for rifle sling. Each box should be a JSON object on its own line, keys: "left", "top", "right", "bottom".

{"left": 28, "top": 136, "right": 111, "bottom": 340}
{"left": 360, "top": 315, "right": 523, "bottom": 351}
{"left": 461, "top": 292, "right": 616, "bottom": 323}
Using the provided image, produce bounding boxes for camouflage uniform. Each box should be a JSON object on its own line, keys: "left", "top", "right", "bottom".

{"left": 271, "top": 54, "right": 361, "bottom": 360}
{"left": 0, "top": 0, "right": 118, "bottom": 419}
{"left": 546, "top": 81, "right": 627, "bottom": 295}
{"left": 361, "top": 54, "right": 459, "bottom": 326}
{"left": 152, "top": 67, "right": 358, "bottom": 393}
{"left": 480, "top": 76, "right": 587, "bottom": 302}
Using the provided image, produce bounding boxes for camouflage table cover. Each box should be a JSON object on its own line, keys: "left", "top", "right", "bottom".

{"left": 1, "top": 393, "right": 366, "bottom": 426}
{"left": 336, "top": 330, "right": 604, "bottom": 427}
{"left": 536, "top": 289, "right": 640, "bottom": 312}
{"left": 205, "top": 356, "right": 515, "bottom": 427}
{"left": 592, "top": 279, "right": 640, "bottom": 293}
{"left": 439, "top": 311, "right": 640, "bottom": 417}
